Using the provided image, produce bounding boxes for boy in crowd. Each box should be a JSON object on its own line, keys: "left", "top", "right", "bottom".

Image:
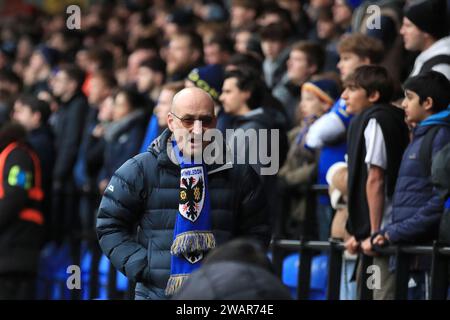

{"left": 305, "top": 34, "right": 384, "bottom": 241}
{"left": 13, "top": 95, "right": 54, "bottom": 240}
{"left": 342, "top": 65, "right": 409, "bottom": 300}
{"left": 372, "top": 71, "right": 450, "bottom": 299}
{"left": 272, "top": 41, "right": 325, "bottom": 126}
{"left": 278, "top": 78, "right": 339, "bottom": 239}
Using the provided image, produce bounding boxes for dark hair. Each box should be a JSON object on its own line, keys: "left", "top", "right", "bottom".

{"left": 259, "top": 23, "right": 289, "bottom": 42}
{"left": 0, "top": 69, "right": 23, "bottom": 93}
{"left": 290, "top": 41, "right": 326, "bottom": 74}
{"left": 206, "top": 34, "right": 235, "bottom": 55}
{"left": 345, "top": 65, "right": 394, "bottom": 104}
{"left": 231, "top": 0, "right": 261, "bottom": 15}
{"left": 139, "top": 57, "right": 167, "bottom": 76}
{"left": 203, "top": 238, "right": 274, "bottom": 273}
{"left": 224, "top": 68, "right": 264, "bottom": 109}
{"left": 16, "top": 95, "right": 51, "bottom": 124}
{"left": 226, "top": 52, "right": 263, "bottom": 74}
{"left": 113, "top": 87, "right": 147, "bottom": 110}
{"left": 134, "top": 37, "right": 160, "bottom": 51}
{"left": 172, "top": 31, "right": 204, "bottom": 55}
{"left": 59, "top": 65, "right": 86, "bottom": 91}
{"left": 86, "top": 48, "right": 114, "bottom": 70}
{"left": 403, "top": 71, "right": 450, "bottom": 113}
{"left": 91, "top": 70, "right": 118, "bottom": 90}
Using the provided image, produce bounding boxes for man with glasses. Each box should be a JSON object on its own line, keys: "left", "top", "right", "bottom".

{"left": 96, "top": 87, "right": 270, "bottom": 300}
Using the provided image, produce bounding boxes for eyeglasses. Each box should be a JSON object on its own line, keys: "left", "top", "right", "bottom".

{"left": 169, "top": 112, "right": 215, "bottom": 128}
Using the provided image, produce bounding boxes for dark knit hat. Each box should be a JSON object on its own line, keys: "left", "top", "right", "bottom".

{"left": 404, "top": 0, "right": 448, "bottom": 40}
{"left": 344, "top": 0, "right": 363, "bottom": 11}
{"left": 167, "top": 9, "right": 194, "bottom": 27}
{"left": 37, "top": 45, "right": 60, "bottom": 68}
{"left": 187, "top": 64, "right": 224, "bottom": 101}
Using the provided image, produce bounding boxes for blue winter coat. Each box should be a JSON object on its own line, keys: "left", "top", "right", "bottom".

{"left": 98, "top": 110, "right": 148, "bottom": 184}
{"left": 384, "top": 111, "right": 450, "bottom": 243}
{"left": 96, "top": 129, "right": 270, "bottom": 300}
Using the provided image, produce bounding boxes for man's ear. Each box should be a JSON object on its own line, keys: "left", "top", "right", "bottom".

{"left": 242, "top": 90, "right": 251, "bottom": 102}
{"left": 308, "top": 64, "right": 318, "bottom": 76}
{"left": 191, "top": 49, "right": 201, "bottom": 63}
{"left": 361, "top": 57, "right": 371, "bottom": 65}
{"left": 422, "top": 97, "right": 434, "bottom": 112}
{"left": 368, "top": 90, "right": 380, "bottom": 103}
{"left": 167, "top": 112, "right": 174, "bottom": 132}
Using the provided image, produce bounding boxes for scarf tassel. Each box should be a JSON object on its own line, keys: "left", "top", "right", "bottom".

{"left": 165, "top": 274, "right": 189, "bottom": 296}
{"left": 170, "top": 231, "right": 216, "bottom": 256}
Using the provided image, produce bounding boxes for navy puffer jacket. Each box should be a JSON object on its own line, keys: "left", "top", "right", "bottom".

{"left": 384, "top": 121, "right": 450, "bottom": 243}
{"left": 96, "top": 129, "right": 270, "bottom": 300}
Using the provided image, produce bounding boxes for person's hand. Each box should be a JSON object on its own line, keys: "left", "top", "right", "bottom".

{"left": 361, "top": 237, "right": 376, "bottom": 256}
{"left": 99, "top": 179, "right": 108, "bottom": 194}
{"left": 372, "top": 234, "right": 386, "bottom": 246}
{"left": 344, "top": 236, "right": 360, "bottom": 255}
{"left": 92, "top": 124, "right": 105, "bottom": 138}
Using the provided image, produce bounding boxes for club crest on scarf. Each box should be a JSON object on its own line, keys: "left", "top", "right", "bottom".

{"left": 179, "top": 166, "right": 204, "bottom": 222}
{"left": 183, "top": 251, "right": 204, "bottom": 264}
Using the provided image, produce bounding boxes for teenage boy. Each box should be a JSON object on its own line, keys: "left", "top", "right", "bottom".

{"left": 305, "top": 34, "right": 385, "bottom": 241}
{"left": 342, "top": 65, "right": 409, "bottom": 299}
{"left": 372, "top": 71, "right": 450, "bottom": 299}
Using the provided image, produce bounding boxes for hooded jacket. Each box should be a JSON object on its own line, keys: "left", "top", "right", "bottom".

{"left": 410, "top": 36, "right": 450, "bottom": 80}
{"left": 383, "top": 109, "right": 450, "bottom": 243}
{"left": 98, "top": 109, "right": 148, "bottom": 183}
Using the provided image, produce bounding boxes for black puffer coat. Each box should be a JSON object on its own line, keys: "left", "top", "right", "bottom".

{"left": 96, "top": 129, "right": 270, "bottom": 300}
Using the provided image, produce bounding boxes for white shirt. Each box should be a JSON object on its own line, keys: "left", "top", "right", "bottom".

{"left": 363, "top": 118, "right": 392, "bottom": 228}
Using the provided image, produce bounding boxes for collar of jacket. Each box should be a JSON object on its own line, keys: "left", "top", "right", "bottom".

{"left": 418, "top": 106, "right": 450, "bottom": 127}
{"left": 104, "top": 109, "right": 147, "bottom": 142}
{"left": 149, "top": 128, "right": 233, "bottom": 175}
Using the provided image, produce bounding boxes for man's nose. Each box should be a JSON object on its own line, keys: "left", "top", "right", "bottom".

{"left": 341, "top": 88, "right": 348, "bottom": 100}
{"left": 192, "top": 120, "right": 203, "bottom": 135}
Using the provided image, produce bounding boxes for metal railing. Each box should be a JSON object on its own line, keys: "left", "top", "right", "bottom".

{"left": 270, "top": 238, "right": 450, "bottom": 300}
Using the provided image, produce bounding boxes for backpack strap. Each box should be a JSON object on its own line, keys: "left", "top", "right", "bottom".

{"left": 418, "top": 126, "right": 443, "bottom": 176}
{"left": 419, "top": 55, "right": 450, "bottom": 74}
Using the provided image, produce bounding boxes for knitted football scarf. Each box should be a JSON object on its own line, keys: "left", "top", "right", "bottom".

{"left": 165, "top": 139, "right": 216, "bottom": 296}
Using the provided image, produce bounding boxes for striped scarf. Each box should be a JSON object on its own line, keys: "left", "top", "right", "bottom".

{"left": 165, "top": 139, "right": 216, "bottom": 296}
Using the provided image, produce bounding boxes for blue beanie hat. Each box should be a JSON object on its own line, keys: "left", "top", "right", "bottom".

{"left": 344, "top": 0, "right": 363, "bottom": 10}
{"left": 187, "top": 64, "right": 224, "bottom": 101}
{"left": 302, "top": 79, "right": 340, "bottom": 106}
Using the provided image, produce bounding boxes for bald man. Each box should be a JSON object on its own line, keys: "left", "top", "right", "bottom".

{"left": 96, "top": 88, "right": 270, "bottom": 300}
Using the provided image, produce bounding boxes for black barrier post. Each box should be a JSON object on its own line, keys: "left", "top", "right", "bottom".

{"left": 327, "top": 239, "right": 343, "bottom": 300}
{"left": 297, "top": 240, "right": 313, "bottom": 299}
{"left": 359, "top": 254, "right": 373, "bottom": 300}
{"left": 272, "top": 241, "right": 285, "bottom": 278}
{"left": 107, "top": 261, "right": 117, "bottom": 299}
{"left": 430, "top": 241, "right": 449, "bottom": 300}
{"left": 394, "top": 248, "right": 410, "bottom": 299}
{"left": 70, "top": 235, "right": 82, "bottom": 300}
{"left": 127, "top": 281, "right": 136, "bottom": 300}
{"left": 89, "top": 241, "right": 102, "bottom": 300}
